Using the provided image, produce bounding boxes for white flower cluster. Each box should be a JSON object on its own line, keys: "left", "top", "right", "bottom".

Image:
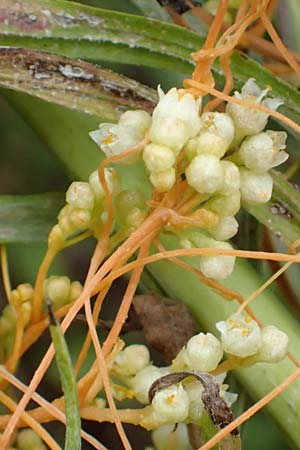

{"left": 89, "top": 79, "right": 288, "bottom": 280}
{"left": 110, "top": 338, "right": 234, "bottom": 428}
{"left": 54, "top": 168, "right": 120, "bottom": 241}
{"left": 216, "top": 313, "right": 289, "bottom": 362}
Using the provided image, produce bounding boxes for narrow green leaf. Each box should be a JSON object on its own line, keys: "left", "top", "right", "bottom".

{"left": 0, "top": 192, "right": 64, "bottom": 243}
{"left": 0, "top": 47, "right": 156, "bottom": 120}
{"left": 48, "top": 304, "right": 81, "bottom": 450}
{"left": 128, "top": 0, "right": 172, "bottom": 21}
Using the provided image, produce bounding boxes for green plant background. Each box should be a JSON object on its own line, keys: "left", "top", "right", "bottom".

{"left": 1, "top": 0, "right": 300, "bottom": 449}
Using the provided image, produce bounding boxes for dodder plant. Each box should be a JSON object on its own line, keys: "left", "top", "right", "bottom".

{"left": 1, "top": 0, "right": 300, "bottom": 449}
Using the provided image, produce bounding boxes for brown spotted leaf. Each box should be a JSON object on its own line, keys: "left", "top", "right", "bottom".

{"left": 0, "top": 47, "right": 157, "bottom": 121}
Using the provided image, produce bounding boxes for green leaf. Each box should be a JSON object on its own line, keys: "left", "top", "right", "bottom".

{"left": 0, "top": 47, "right": 156, "bottom": 120}
{"left": 2, "top": 0, "right": 300, "bottom": 134}
{"left": 244, "top": 170, "right": 300, "bottom": 245}
{"left": 128, "top": 0, "right": 171, "bottom": 21}
{"left": 48, "top": 305, "right": 81, "bottom": 450}
{"left": 0, "top": 192, "right": 64, "bottom": 243}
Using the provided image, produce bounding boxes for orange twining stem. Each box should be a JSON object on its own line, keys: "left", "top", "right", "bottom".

{"left": 199, "top": 366, "right": 300, "bottom": 450}
{"left": 0, "top": 365, "right": 107, "bottom": 449}
{"left": 261, "top": 12, "right": 300, "bottom": 75}
{"left": 0, "top": 208, "right": 170, "bottom": 448}
{"left": 84, "top": 299, "right": 132, "bottom": 450}
{"left": 102, "top": 241, "right": 151, "bottom": 358}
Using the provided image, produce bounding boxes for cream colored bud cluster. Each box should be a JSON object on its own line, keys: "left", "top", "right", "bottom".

{"left": 89, "top": 80, "right": 288, "bottom": 281}
{"left": 115, "top": 190, "right": 148, "bottom": 234}
{"left": 15, "top": 429, "right": 47, "bottom": 450}
{"left": 216, "top": 313, "right": 289, "bottom": 362}
{"left": 0, "top": 277, "right": 82, "bottom": 359}
{"left": 54, "top": 168, "right": 120, "bottom": 242}
{"left": 43, "top": 276, "right": 83, "bottom": 310}
{"left": 0, "top": 284, "right": 33, "bottom": 358}
{"left": 110, "top": 340, "right": 235, "bottom": 428}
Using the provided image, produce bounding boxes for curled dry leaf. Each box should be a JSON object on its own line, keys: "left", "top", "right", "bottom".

{"left": 148, "top": 371, "right": 239, "bottom": 436}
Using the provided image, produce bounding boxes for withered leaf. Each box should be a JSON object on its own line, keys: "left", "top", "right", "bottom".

{"left": 133, "top": 294, "right": 197, "bottom": 364}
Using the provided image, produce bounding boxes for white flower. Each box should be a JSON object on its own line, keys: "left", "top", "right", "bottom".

{"left": 143, "top": 144, "right": 175, "bottom": 173}
{"left": 200, "top": 241, "right": 236, "bottom": 280}
{"left": 152, "top": 384, "right": 189, "bottom": 424}
{"left": 131, "top": 365, "right": 169, "bottom": 404}
{"left": 185, "top": 154, "right": 224, "bottom": 194}
{"left": 239, "top": 131, "right": 288, "bottom": 173}
{"left": 256, "top": 325, "right": 289, "bottom": 363}
{"left": 150, "top": 168, "right": 176, "bottom": 192}
{"left": 90, "top": 110, "right": 150, "bottom": 159}
{"left": 226, "top": 79, "right": 283, "bottom": 141}
{"left": 240, "top": 168, "right": 273, "bottom": 204}
{"left": 66, "top": 182, "right": 95, "bottom": 210}
{"left": 114, "top": 345, "right": 150, "bottom": 376}
{"left": 152, "top": 423, "right": 190, "bottom": 450}
{"left": 69, "top": 208, "right": 92, "bottom": 230}
{"left": 209, "top": 216, "right": 239, "bottom": 240}
{"left": 216, "top": 313, "right": 262, "bottom": 357}
{"left": 182, "top": 332, "right": 223, "bottom": 371}
{"left": 199, "top": 112, "right": 235, "bottom": 148}
{"left": 150, "top": 87, "right": 201, "bottom": 152}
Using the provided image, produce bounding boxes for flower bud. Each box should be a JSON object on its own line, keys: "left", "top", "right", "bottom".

{"left": 256, "top": 325, "right": 289, "bottom": 363}
{"left": 17, "top": 429, "right": 47, "bottom": 450}
{"left": 69, "top": 281, "right": 83, "bottom": 302}
{"left": 239, "top": 131, "right": 288, "bottom": 173}
{"left": 226, "top": 78, "right": 283, "bottom": 142}
{"left": 66, "top": 182, "right": 95, "bottom": 210}
{"left": 200, "top": 242, "right": 236, "bottom": 280}
{"left": 152, "top": 423, "right": 190, "bottom": 450}
{"left": 150, "top": 168, "right": 176, "bottom": 192}
{"left": 209, "top": 216, "right": 239, "bottom": 240}
{"left": 21, "top": 302, "right": 32, "bottom": 327}
{"left": 114, "top": 345, "right": 150, "bottom": 376}
{"left": 89, "top": 168, "right": 120, "bottom": 200}
{"left": 185, "top": 154, "right": 224, "bottom": 194}
{"left": 44, "top": 276, "right": 71, "bottom": 309}
{"left": 152, "top": 384, "right": 189, "bottom": 424}
{"left": 206, "top": 190, "right": 241, "bottom": 216}
{"left": 132, "top": 365, "right": 169, "bottom": 404}
{"left": 216, "top": 313, "right": 262, "bottom": 357}
{"left": 200, "top": 112, "right": 235, "bottom": 148}
{"left": 69, "top": 208, "right": 92, "bottom": 230}
{"left": 184, "top": 132, "right": 228, "bottom": 160}
{"left": 240, "top": 168, "right": 273, "bottom": 204}
{"left": 143, "top": 143, "right": 176, "bottom": 173}
{"left": 181, "top": 332, "right": 223, "bottom": 371}
{"left": 150, "top": 118, "right": 191, "bottom": 153}
{"left": 220, "top": 161, "right": 240, "bottom": 195}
